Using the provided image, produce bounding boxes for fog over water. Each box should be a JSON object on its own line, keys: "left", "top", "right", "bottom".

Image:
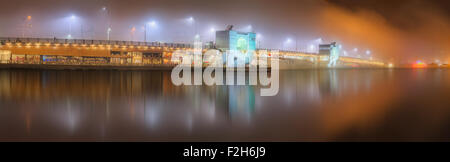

{"left": 0, "top": 0, "right": 449, "bottom": 63}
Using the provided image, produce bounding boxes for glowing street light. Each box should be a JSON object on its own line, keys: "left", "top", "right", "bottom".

{"left": 187, "top": 17, "right": 194, "bottom": 22}
{"left": 256, "top": 33, "right": 262, "bottom": 39}
{"left": 130, "top": 26, "right": 136, "bottom": 41}
{"left": 366, "top": 50, "right": 371, "bottom": 55}
{"left": 286, "top": 38, "right": 292, "bottom": 44}
{"left": 68, "top": 15, "right": 77, "bottom": 39}
{"left": 22, "top": 15, "right": 33, "bottom": 37}
{"left": 186, "top": 16, "right": 197, "bottom": 41}
{"left": 308, "top": 44, "right": 316, "bottom": 53}
{"left": 144, "top": 21, "right": 157, "bottom": 42}
{"left": 148, "top": 21, "right": 157, "bottom": 27}
{"left": 283, "top": 38, "right": 293, "bottom": 50}
{"left": 107, "top": 27, "right": 112, "bottom": 40}
{"left": 256, "top": 33, "right": 262, "bottom": 49}
{"left": 67, "top": 34, "right": 72, "bottom": 39}
{"left": 247, "top": 25, "right": 253, "bottom": 32}
{"left": 353, "top": 48, "right": 358, "bottom": 52}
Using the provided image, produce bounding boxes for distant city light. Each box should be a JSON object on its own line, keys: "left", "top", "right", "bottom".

{"left": 366, "top": 50, "right": 371, "bottom": 55}
{"left": 353, "top": 48, "right": 358, "bottom": 52}
{"left": 67, "top": 34, "right": 72, "bottom": 39}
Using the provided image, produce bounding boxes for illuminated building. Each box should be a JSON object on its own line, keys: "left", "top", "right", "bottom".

{"left": 215, "top": 25, "right": 256, "bottom": 65}
{"left": 319, "top": 42, "right": 340, "bottom": 67}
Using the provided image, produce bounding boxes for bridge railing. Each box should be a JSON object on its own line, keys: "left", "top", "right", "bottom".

{"left": 0, "top": 37, "right": 194, "bottom": 49}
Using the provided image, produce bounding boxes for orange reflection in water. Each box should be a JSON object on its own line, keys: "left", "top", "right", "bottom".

{"left": 1, "top": 69, "right": 450, "bottom": 141}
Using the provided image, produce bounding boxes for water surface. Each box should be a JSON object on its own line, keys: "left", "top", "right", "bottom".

{"left": 1, "top": 69, "right": 450, "bottom": 141}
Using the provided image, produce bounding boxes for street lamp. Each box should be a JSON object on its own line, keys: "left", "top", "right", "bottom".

{"left": 284, "top": 38, "right": 292, "bottom": 51}
{"left": 69, "top": 15, "right": 77, "bottom": 39}
{"left": 23, "top": 15, "right": 32, "bottom": 37}
{"left": 130, "top": 26, "right": 136, "bottom": 41}
{"left": 256, "top": 33, "right": 262, "bottom": 48}
{"left": 308, "top": 44, "right": 315, "bottom": 53}
{"left": 144, "top": 21, "right": 157, "bottom": 42}
{"left": 107, "top": 28, "right": 112, "bottom": 40}
{"left": 186, "top": 17, "right": 197, "bottom": 41}
{"left": 247, "top": 25, "right": 253, "bottom": 32}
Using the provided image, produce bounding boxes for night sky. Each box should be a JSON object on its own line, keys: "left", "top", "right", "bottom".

{"left": 0, "top": 0, "right": 448, "bottom": 63}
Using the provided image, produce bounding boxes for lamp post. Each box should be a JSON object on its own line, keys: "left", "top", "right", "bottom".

{"left": 130, "top": 27, "right": 136, "bottom": 41}
{"left": 69, "top": 15, "right": 76, "bottom": 39}
{"left": 187, "top": 17, "right": 196, "bottom": 41}
{"left": 145, "top": 21, "right": 156, "bottom": 42}
{"left": 107, "top": 27, "right": 112, "bottom": 40}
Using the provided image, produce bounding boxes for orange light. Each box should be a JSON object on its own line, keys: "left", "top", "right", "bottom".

{"left": 412, "top": 61, "right": 427, "bottom": 68}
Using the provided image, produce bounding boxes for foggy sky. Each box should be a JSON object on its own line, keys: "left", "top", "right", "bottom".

{"left": 0, "top": 0, "right": 448, "bottom": 63}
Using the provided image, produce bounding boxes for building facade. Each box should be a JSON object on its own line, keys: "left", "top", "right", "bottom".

{"left": 216, "top": 30, "right": 256, "bottom": 65}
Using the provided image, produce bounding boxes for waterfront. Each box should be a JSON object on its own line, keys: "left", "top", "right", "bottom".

{"left": 1, "top": 69, "right": 450, "bottom": 141}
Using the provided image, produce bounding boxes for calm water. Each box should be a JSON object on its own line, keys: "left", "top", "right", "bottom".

{"left": 1, "top": 69, "right": 450, "bottom": 141}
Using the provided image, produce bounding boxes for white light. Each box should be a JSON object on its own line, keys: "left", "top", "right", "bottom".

{"left": 210, "top": 28, "right": 215, "bottom": 32}
{"left": 102, "top": 7, "right": 107, "bottom": 11}
{"left": 148, "top": 21, "right": 157, "bottom": 27}
{"left": 247, "top": 25, "right": 252, "bottom": 31}
{"left": 256, "top": 33, "right": 262, "bottom": 39}
{"left": 67, "top": 34, "right": 72, "bottom": 39}
{"left": 366, "top": 50, "right": 371, "bottom": 55}
{"left": 70, "top": 15, "right": 76, "bottom": 20}
{"left": 316, "top": 38, "right": 323, "bottom": 43}
{"left": 353, "top": 48, "right": 358, "bottom": 52}
{"left": 343, "top": 51, "right": 348, "bottom": 56}
{"left": 195, "top": 34, "right": 200, "bottom": 39}
{"left": 286, "top": 38, "right": 292, "bottom": 43}
{"left": 188, "top": 17, "right": 194, "bottom": 22}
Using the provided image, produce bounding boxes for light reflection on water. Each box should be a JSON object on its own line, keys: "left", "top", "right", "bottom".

{"left": 1, "top": 69, "right": 450, "bottom": 141}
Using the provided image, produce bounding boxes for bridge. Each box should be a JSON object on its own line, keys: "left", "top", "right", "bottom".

{"left": 0, "top": 37, "right": 386, "bottom": 69}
